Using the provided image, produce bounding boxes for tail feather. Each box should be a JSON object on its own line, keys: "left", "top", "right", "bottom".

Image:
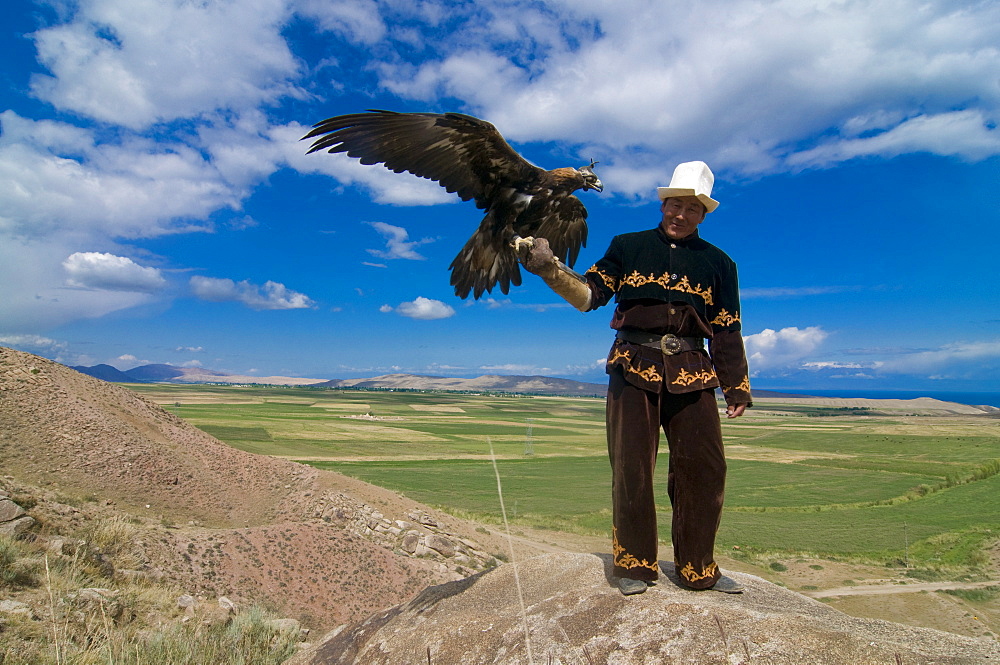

{"left": 449, "top": 225, "right": 521, "bottom": 299}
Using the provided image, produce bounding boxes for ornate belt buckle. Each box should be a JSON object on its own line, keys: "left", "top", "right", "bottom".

{"left": 660, "top": 333, "right": 682, "bottom": 356}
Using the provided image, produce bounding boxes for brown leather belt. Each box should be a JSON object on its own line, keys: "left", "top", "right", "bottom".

{"left": 615, "top": 330, "right": 705, "bottom": 356}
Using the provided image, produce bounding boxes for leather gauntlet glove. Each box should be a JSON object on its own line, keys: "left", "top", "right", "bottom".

{"left": 514, "top": 236, "right": 592, "bottom": 312}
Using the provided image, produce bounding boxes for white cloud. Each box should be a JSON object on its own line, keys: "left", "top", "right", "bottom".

{"left": 0, "top": 334, "right": 68, "bottom": 354}
{"left": 479, "top": 297, "right": 571, "bottom": 312}
{"left": 479, "top": 364, "right": 550, "bottom": 373}
{"left": 876, "top": 339, "right": 1000, "bottom": 376}
{"left": 802, "top": 361, "right": 880, "bottom": 370}
{"left": 63, "top": 252, "right": 166, "bottom": 293}
{"left": 367, "top": 222, "right": 432, "bottom": 260}
{"left": 789, "top": 110, "right": 1000, "bottom": 167}
{"left": 741, "top": 286, "right": 859, "bottom": 299}
{"left": 744, "top": 326, "right": 829, "bottom": 373}
{"left": 30, "top": 0, "right": 302, "bottom": 130}
{"left": 789, "top": 339, "right": 1000, "bottom": 382}
{"left": 369, "top": 0, "right": 1000, "bottom": 182}
{"left": 295, "top": 0, "right": 387, "bottom": 45}
{"left": 189, "top": 276, "right": 316, "bottom": 310}
{"left": 0, "top": 111, "right": 237, "bottom": 240}
{"left": 383, "top": 296, "right": 456, "bottom": 320}
{"left": 0, "top": 237, "right": 158, "bottom": 331}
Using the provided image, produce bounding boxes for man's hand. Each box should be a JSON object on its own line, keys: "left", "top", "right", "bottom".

{"left": 514, "top": 236, "right": 556, "bottom": 276}
{"left": 726, "top": 403, "right": 748, "bottom": 419}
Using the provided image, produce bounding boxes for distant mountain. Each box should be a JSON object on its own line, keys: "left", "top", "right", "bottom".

{"left": 312, "top": 374, "right": 820, "bottom": 399}
{"left": 70, "top": 363, "right": 135, "bottom": 383}
{"left": 70, "top": 363, "right": 820, "bottom": 398}
{"left": 312, "top": 373, "right": 609, "bottom": 396}
{"left": 71, "top": 363, "right": 325, "bottom": 386}
{"left": 73, "top": 363, "right": 227, "bottom": 383}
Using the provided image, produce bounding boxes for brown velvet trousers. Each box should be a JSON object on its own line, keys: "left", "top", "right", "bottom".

{"left": 607, "top": 366, "right": 726, "bottom": 588}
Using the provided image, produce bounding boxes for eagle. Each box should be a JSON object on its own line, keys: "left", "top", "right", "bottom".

{"left": 302, "top": 110, "right": 602, "bottom": 299}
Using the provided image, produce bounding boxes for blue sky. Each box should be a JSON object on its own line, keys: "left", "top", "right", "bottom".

{"left": 2, "top": 0, "right": 999, "bottom": 392}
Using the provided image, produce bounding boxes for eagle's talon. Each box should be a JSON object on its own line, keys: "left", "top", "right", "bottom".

{"left": 511, "top": 235, "right": 535, "bottom": 253}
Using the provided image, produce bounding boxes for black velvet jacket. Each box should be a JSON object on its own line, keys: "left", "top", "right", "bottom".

{"left": 584, "top": 226, "right": 752, "bottom": 407}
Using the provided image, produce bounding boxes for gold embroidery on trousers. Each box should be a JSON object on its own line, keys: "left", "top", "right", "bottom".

{"left": 710, "top": 309, "right": 740, "bottom": 326}
{"left": 671, "top": 368, "right": 717, "bottom": 387}
{"left": 613, "top": 527, "right": 660, "bottom": 573}
{"left": 678, "top": 561, "right": 718, "bottom": 583}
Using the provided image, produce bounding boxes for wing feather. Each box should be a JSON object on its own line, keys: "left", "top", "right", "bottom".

{"left": 303, "top": 110, "right": 541, "bottom": 209}
{"left": 520, "top": 196, "right": 589, "bottom": 269}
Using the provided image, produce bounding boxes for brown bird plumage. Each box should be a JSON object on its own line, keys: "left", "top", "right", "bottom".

{"left": 303, "top": 110, "right": 602, "bottom": 299}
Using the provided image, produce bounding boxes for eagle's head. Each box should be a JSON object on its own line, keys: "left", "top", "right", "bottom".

{"left": 578, "top": 160, "right": 603, "bottom": 192}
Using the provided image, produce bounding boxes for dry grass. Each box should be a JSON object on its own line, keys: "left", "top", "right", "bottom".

{"left": 1, "top": 523, "right": 301, "bottom": 665}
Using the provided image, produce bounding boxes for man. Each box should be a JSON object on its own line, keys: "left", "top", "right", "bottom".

{"left": 517, "top": 161, "right": 751, "bottom": 596}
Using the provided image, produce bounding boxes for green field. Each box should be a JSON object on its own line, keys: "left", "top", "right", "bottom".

{"left": 130, "top": 383, "right": 1000, "bottom": 570}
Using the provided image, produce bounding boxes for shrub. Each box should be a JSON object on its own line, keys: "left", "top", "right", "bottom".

{"left": 941, "top": 586, "right": 1000, "bottom": 603}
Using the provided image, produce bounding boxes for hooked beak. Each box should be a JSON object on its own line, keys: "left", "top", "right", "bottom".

{"left": 581, "top": 159, "right": 602, "bottom": 192}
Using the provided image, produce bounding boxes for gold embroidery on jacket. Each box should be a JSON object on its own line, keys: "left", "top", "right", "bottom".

{"left": 710, "top": 309, "right": 740, "bottom": 326}
{"left": 671, "top": 368, "right": 717, "bottom": 387}
{"left": 608, "top": 348, "right": 664, "bottom": 383}
{"left": 618, "top": 271, "right": 714, "bottom": 305}
{"left": 678, "top": 561, "right": 719, "bottom": 583}
{"left": 586, "top": 266, "right": 618, "bottom": 291}
{"left": 586, "top": 267, "right": 713, "bottom": 305}
{"left": 608, "top": 348, "right": 631, "bottom": 364}
{"left": 635, "top": 365, "right": 663, "bottom": 383}
{"left": 613, "top": 527, "right": 660, "bottom": 573}
{"left": 723, "top": 376, "right": 751, "bottom": 393}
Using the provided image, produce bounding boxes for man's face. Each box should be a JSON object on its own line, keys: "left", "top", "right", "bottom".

{"left": 660, "top": 196, "right": 706, "bottom": 240}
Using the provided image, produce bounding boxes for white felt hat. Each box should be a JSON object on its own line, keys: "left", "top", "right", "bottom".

{"left": 656, "top": 161, "right": 719, "bottom": 213}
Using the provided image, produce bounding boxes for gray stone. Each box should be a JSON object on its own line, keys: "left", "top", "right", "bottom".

{"left": 291, "top": 553, "right": 1000, "bottom": 665}
{"left": 268, "top": 618, "right": 301, "bottom": 634}
{"left": 69, "top": 589, "right": 122, "bottom": 619}
{"left": 401, "top": 532, "right": 420, "bottom": 554}
{"left": 425, "top": 535, "right": 456, "bottom": 557}
{"left": 0, "top": 515, "right": 35, "bottom": 537}
{"left": 0, "top": 498, "right": 25, "bottom": 522}
{"left": 0, "top": 600, "right": 34, "bottom": 619}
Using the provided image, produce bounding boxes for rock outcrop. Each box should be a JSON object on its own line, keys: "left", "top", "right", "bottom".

{"left": 0, "top": 493, "right": 35, "bottom": 537}
{"left": 294, "top": 552, "right": 1000, "bottom": 665}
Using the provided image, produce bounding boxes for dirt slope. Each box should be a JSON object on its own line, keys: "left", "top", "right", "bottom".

{"left": 0, "top": 347, "right": 543, "bottom": 630}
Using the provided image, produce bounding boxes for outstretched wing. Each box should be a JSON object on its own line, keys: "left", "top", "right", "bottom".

{"left": 303, "top": 110, "right": 542, "bottom": 209}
